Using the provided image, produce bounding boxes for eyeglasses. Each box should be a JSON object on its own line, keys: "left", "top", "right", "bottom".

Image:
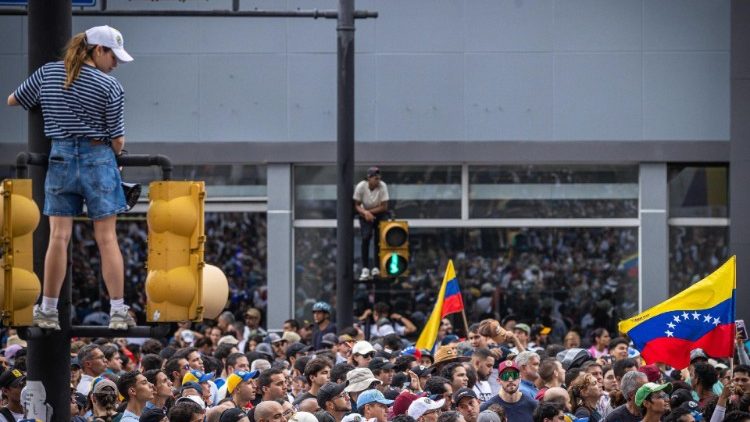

{"left": 499, "top": 371, "right": 520, "bottom": 381}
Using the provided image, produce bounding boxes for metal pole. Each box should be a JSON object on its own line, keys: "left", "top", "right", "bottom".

{"left": 26, "top": 2, "right": 71, "bottom": 421}
{"left": 336, "top": 0, "right": 355, "bottom": 329}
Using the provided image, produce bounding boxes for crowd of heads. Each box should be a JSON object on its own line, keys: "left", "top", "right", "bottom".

{"left": 2, "top": 300, "right": 749, "bottom": 422}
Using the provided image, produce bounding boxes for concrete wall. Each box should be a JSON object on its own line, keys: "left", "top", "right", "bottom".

{"left": 0, "top": 0, "right": 730, "bottom": 144}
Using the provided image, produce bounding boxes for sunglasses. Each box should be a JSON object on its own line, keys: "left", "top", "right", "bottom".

{"left": 499, "top": 371, "right": 520, "bottom": 381}
{"left": 357, "top": 353, "right": 375, "bottom": 359}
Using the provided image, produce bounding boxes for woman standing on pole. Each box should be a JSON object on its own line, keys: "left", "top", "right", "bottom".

{"left": 7, "top": 25, "right": 135, "bottom": 330}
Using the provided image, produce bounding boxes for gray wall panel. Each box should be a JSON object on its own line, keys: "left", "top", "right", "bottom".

{"left": 377, "top": 54, "right": 464, "bottom": 141}
{"left": 1, "top": 58, "right": 27, "bottom": 143}
{"left": 554, "top": 53, "right": 643, "bottom": 140}
{"left": 465, "top": 53, "right": 553, "bottom": 140}
{"left": 106, "top": 0, "right": 234, "bottom": 11}
{"left": 644, "top": 52, "right": 730, "bottom": 140}
{"left": 376, "top": 0, "right": 464, "bottom": 53}
{"left": 116, "top": 55, "right": 201, "bottom": 142}
{"left": 645, "top": 0, "right": 730, "bottom": 51}
{"left": 199, "top": 54, "right": 288, "bottom": 141}
{"left": 464, "top": 0, "right": 554, "bottom": 52}
{"left": 0, "top": 16, "right": 24, "bottom": 54}
{"left": 106, "top": 18, "right": 201, "bottom": 54}
{"left": 554, "top": 0, "right": 642, "bottom": 51}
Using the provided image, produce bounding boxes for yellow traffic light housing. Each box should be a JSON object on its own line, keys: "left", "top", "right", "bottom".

{"left": 146, "top": 181, "right": 206, "bottom": 322}
{"left": 378, "top": 220, "right": 409, "bottom": 277}
{"left": 0, "top": 179, "right": 41, "bottom": 326}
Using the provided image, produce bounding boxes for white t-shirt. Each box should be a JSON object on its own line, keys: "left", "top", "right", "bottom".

{"left": 353, "top": 181, "right": 389, "bottom": 210}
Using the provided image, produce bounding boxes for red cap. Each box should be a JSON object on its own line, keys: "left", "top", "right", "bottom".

{"left": 638, "top": 364, "right": 661, "bottom": 383}
{"left": 497, "top": 359, "right": 519, "bottom": 374}
{"left": 392, "top": 391, "right": 422, "bottom": 416}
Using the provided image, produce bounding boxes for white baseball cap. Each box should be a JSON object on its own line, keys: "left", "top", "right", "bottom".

{"left": 85, "top": 25, "right": 133, "bottom": 63}
{"left": 407, "top": 397, "right": 444, "bottom": 419}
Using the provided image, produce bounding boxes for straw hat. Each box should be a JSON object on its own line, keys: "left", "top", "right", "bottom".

{"left": 428, "top": 345, "right": 470, "bottom": 371}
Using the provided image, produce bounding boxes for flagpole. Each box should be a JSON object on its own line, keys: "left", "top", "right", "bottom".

{"left": 461, "top": 308, "right": 470, "bottom": 338}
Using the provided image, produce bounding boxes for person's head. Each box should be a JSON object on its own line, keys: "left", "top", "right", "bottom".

{"left": 255, "top": 400, "right": 286, "bottom": 422}
{"left": 723, "top": 411, "right": 750, "bottom": 422}
{"left": 453, "top": 389, "right": 480, "bottom": 422}
{"left": 312, "top": 302, "right": 332, "bottom": 324}
{"left": 568, "top": 373, "right": 601, "bottom": 408}
{"left": 423, "top": 376, "right": 453, "bottom": 410}
{"left": 439, "top": 319, "right": 453, "bottom": 337}
{"left": 515, "top": 351, "right": 540, "bottom": 382}
{"left": 351, "top": 342, "right": 376, "bottom": 368}
{"left": 635, "top": 382, "right": 672, "bottom": 416}
{"left": 581, "top": 361, "right": 603, "bottom": 387}
{"left": 227, "top": 370, "right": 260, "bottom": 403}
{"left": 471, "top": 349, "right": 495, "bottom": 382}
{"left": 283, "top": 319, "right": 300, "bottom": 333}
{"left": 602, "top": 366, "right": 617, "bottom": 392}
{"left": 78, "top": 344, "right": 107, "bottom": 376}
{"left": 613, "top": 358, "right": 638, "bottom": 382}
{"left": 357, "top": 389, "right": 393, "bottom": 422}
{"left": 620, "top": 370, "right": 648, "bottom": 404}
{"left": 366, "top": 167, "right": 382, "bottom": 188}
{"left": 304, "top": 357, "right": 332, "bottom": 388}
{"left": 664, "top": 406, "right": 695, "bottom": 422}
{"left": 219, "top": 408, "right": 250, "bottom": 422}
{"left": 168, "top": 399, "right": 205, "bottom": 422}
{"left": 440, "top": 362, "right": 468, "bottom": 391}
{"left": 563, "top": 331, "right": 581, "bottom": 349}
{"left": 117, "top": 370, "right": 154, "bottom": 405}
{"left": 608, "top": 338, "right": 630, "bottom": 361}
{"left": 258, "top": 368, "right": 288, "bottom": 400}
{"left": 477, "top": 409, "right": 503, "bottom": 422}
{"left": 100, "top": 344, "right": 123, "bottom": 373}
{"left": 513, "top": 324, "right": 530, "bottom": 345}
{"left": 591, "top": 328, "right": 610, "bottom": 349}
{"left": 368, "top": 357, "right": 395, "bottom": 387}
{"left": 141, "top": 353, "right": 164, "bottom": 372}
{"left": 318, "top": 382, "right": 352, "bottom": 415}
{"left": 144, "top": 369, "right": 173, "bottom": 401}
{"left": 733, "top": 364, "right": 750, "bottom": 395}
{"left": 692, "top": 362, "right": 718, "bottom": 392}
{"left": 542, "top": 387, "right": 571, "bottom": 412}
{"left": 227, "top": 352, "right": 251, "bottom": 374}
{"left": 64, "top": 25, "right": 132, "bottom": 87}
{"left": 538, "top": 358, "right": 564, "bottom": 386}
{"left": 407, "top": 397, "right": 444, "bottom": 422}
{"left": 331, "top": 362, "right": 355, "bottom": 384}
{"left": 532, "top": 403, "right": 564, "bottom": 422}
{"left": 437, "top": 411, "right": 464, "bottom": 422}
{"left": 496, "top": 360, "right": 520, "bottom": 396}
{"left": 245, "top": 308, "right": 262, "bottom": 328}
{"left": 344, "top": 368, "right": 382, "bottom": 396}
{"left": 0, "top": 368, "right": 26, "bottom": 405}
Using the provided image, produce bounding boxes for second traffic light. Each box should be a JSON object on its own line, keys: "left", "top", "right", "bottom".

{"left": 378, "top": 220, "right": 409, "bottom": 277}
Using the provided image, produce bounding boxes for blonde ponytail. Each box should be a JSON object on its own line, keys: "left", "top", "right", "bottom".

{"left": 63, "top": 32, "right": 94, "bottom": 89}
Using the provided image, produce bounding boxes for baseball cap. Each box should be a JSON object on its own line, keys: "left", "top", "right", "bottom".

{"left": 181, "top": 381, "right": 203, "bottom": 395}
{"left": 367, "top": 167, "right": 381, "bottom": 178}
{"left": 352, "top": 341, "right": 376, "bottom": 356}
{"left": 497, "top": 360, "right": 519, "bottom": 375}
{"left": 85, "top": 25, "right": 133, "bottom": 63}
{"left": 513, "top": 323, "right": 531, "bottom": 335}
{"left": 140, "top": 407, "right": 167, "bottom": 422}
{"left": 317, "top": 382, "right": 348, "bottom": 409}
{"left": 217, "top": 335, "right": 240, "bottom": 346}
{"left": 0, "top": 369, "right": 25, "bottom": 388}
{"left": 321, "top": 333, "right": 339, "bottom": 348}
{"left": 286, "top": 342, "right": 312, "bottom": 359}
{"left": 344, "top": 368, "right": 382, "bottom": 393}
{"left": 356, "top": 389, "right": 394, "bottom": 409}
{"left": 392, "top": 391, "right": 421, "bottom": 416}
{"left": 282, "top": 331, "right": 302, "bottom": 344}
{"left": 219, "top": 408, "right": 248, "bottom": 422}
{"left": 690, "top": 348, "right": 708, "bottom": 363}
{"left": 638, "top": 364, "right": 661, "bottom": 383}
{"left": 183, "top": 369, "right": 213, "bottom": 385}
{"left": 635, "top": 382, "right": 673, "bottom": 407}
{"left": 267, "top": 333, "right": 282, "bottom": 343}
{"left": 226, "top": 370, "right": 259, "bottom": 394}
{"left": 255, "top": 343, "right": 274, "bottom": 359}
{"left": 91, "top": 377, "right": 118, "bottom": 395}
{"left": 407, "top": 397, "right": 444, "bottom": 419}
{"left": 175, "top": 395, "right": 206, "bottom": 410}
{"left": 368, "top": 357, "right": 395, "bottom": 372}
{"left": 452, "top": 388, "right": 478, "bottom": 405}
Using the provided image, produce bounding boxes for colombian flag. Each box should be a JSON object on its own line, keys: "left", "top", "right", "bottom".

{"left": 619, "top": 256, "right": 736, "bottom": 370}
{"left": 415, "top": 260, "right": 465, "bottom": 350}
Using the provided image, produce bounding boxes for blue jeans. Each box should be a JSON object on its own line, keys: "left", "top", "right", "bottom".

{"left": 44, "top": 138, "right": 127, "bottom": 220}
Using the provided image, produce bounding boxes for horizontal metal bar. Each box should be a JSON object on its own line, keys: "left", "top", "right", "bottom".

{"left": 668, "top": 217, "right": 730, "bottom": 227}
{"left": 293, "top": 218, "right": 641, "bottom": 228}
{"left": 0, "top": 9, "right": 378, "bottom": 19}
{"left": 20, "top": 324, "right": 171, "bottom": 340}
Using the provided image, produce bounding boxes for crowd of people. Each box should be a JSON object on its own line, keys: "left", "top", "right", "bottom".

{"left": 2, "top": 302, "right": 750, "bottom": 422}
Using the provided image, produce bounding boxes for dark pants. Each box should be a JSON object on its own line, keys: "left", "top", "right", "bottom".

{"left": 360, "top": 212, "right": 387, "bottom": 269}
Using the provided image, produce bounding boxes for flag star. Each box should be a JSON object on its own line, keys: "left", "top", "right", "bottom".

{"left": 682, "top": 311, "right": 690, "bottom": 320}
{"left": 692, "top": 311, "right": 700, "bottom": 320}
{"left": 673, "top": 315, "right": 681, "bottom": 323}
{"left": 667, "top": 322, "right": 676, "bottom": 329}
{"left": 665, "top": 330, "right": 674, "bottom": 337}
{"left": 713, "top": 317, "right": 720, "bottom": 326}
{"left": 704, "top": 314, "right": 713, "bottom": 323}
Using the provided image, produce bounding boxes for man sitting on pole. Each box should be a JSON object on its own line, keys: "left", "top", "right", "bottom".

{"left": 353, "top": 166, "right": 389, "bottom": 281}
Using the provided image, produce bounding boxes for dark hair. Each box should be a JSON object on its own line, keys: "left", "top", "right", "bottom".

{"left": 226, "top": 352, "right": 247, "bottom": 372}
{"left": 735, "top": 365, "right": 750, "bottom": 376}
{"left": 392, "top": 415, "right": 417, "bottom": 422}
{"left": 304, "top": 357, "right": 332, "bottom": 383}
{"left": 141, "top": 339, "right": 164, "bottom": 356}
{"left": 284, "top": 319, "right": 301, "bottom": 330}
{"left": 195, "top": 337, "right": 213, "bottom": 349}
{"left": 202, "top": 355, "right": 222, "bottom": 375}
{"left": 257, "top": 367, "right": 285, "bottom": 392}
{"left": 63, "top": 33, "right": 96, "bottom": 89}
{"left": 100, "top": 344, "right": 119, "bottom": 361}
{"left": 693, "top": 362, "right": 718, "bottom": 391}
{"left": 173, "top": 347, "right": 199, "bottom": 361}
{"left": 143, "top": 369, "right": 164, "bottom": 386}
{"left": 533, "top": 403, "right": 562, "bottom": 422}
{"left": 424, "top": 376, "right": 451, "bottom": 396}
{"left": 613, "top": 358, "right": 637, "bottom": 380}
{"left": 609, "top": 337, "right": 629, "bottom": 350}
{"left": 663, "top": 405, "right": 693, "bottom": 422}
{"left": 565, "top": 368, "right": 582, "bottom": 387}
{"left": 724, "top": 411, "right": 750, "bottom": 422}
{"left": 168, "top": 401, "right": 204, "bottom": 422}
{"left": 116, "top": 371, "right": 140, "bottom": 401}
{"left": 164, "top": 357, "right": 185, "bottom": 384}
{"left": 486, "top": 404, "right": 507, "bottom": 422}
{"left": 440, "top": 362, "right": 465, "bottom": 381}
{"left": 437, "top": 411, "right": 462, "bottom": 422}
{"left": 215, "top": 343, "right": 238, "bottom": 362}
{"left": 140, "top": 354, "right": 164, "bottom": 372}
{"left": 539, "top": 358, "right": 559, "bottom": 383}
{"left": 294, "top": 356, "right": 312, "bottom": 375}
{"left": 590, "top": 328, "right": 608, "bottom": 345}
{"left": 331, "top": 363, "right": 354, "bottom": 384}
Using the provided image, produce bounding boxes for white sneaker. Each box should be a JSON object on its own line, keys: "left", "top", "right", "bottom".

{"left": 33, "top": 305, "right": 61, "bottom": 330}
{"left": 109, "top": 306, "right": 137, "bottom": 330}
{"left": 359, "top": 268, "right": 371, "bottom": 281}
{"left": 371, "top": 267, "right": 380, "bottom": 277}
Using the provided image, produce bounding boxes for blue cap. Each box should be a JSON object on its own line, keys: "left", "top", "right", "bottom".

{"left": 183, "top": 370, "right": 214, "bottom": 384}
{"left": 356, "top": 389, "right": 394, "bottom": 409}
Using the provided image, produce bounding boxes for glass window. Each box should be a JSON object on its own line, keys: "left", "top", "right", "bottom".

{"left": 469, "top": 165, "right": 638, "bottom": 218}
{"left": 294, "top": 227, "right": 639, "bottom": 337}
{"left": 123, "top": 164, "right": 267, "bottom": 198}
{"left": 668, "top": 165, "right": 728, "bottom": 218}
{"left": 71, "top": 212, "right": 267, "bottom": 324}
{"left": 669, "top": 226, "right": 729, "bottom": 296}
{"left": 294, "top": 165, "right": 462, "bottom": 219}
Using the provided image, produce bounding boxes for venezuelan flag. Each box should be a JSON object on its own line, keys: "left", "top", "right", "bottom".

{"left": 619, "top": 256, "right": 736, "bottom": 370}
{"left": 618, "top": 253, "right": 639, "bottom": 278}
{"left": 415, "top": 260, "right": 465, "bottom": 350}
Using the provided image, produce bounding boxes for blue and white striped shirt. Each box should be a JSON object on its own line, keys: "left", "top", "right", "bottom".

{"left": 14, "top": 61, "right": 125, "bottom": 141}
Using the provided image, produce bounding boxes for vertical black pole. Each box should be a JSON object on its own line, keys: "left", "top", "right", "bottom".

{"left": 27, "top": 2, "right": 71, "bottom": 421}
{"left": 336, "top": 0, "right": 355, "bottom": 329}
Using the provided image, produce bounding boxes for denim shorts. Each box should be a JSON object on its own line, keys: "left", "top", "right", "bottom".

{"left": 44, "top": 137, "right": 127, "bottom": 220}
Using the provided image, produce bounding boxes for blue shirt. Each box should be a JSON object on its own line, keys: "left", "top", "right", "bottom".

{"left": 480, "top": 393, "right": 538, "bottom": 422}
{"left": 519, "top": 379, "right": 539, "bottom": 399}
{"left": 13, "top": 61, "right": 125, "bottom": 141}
